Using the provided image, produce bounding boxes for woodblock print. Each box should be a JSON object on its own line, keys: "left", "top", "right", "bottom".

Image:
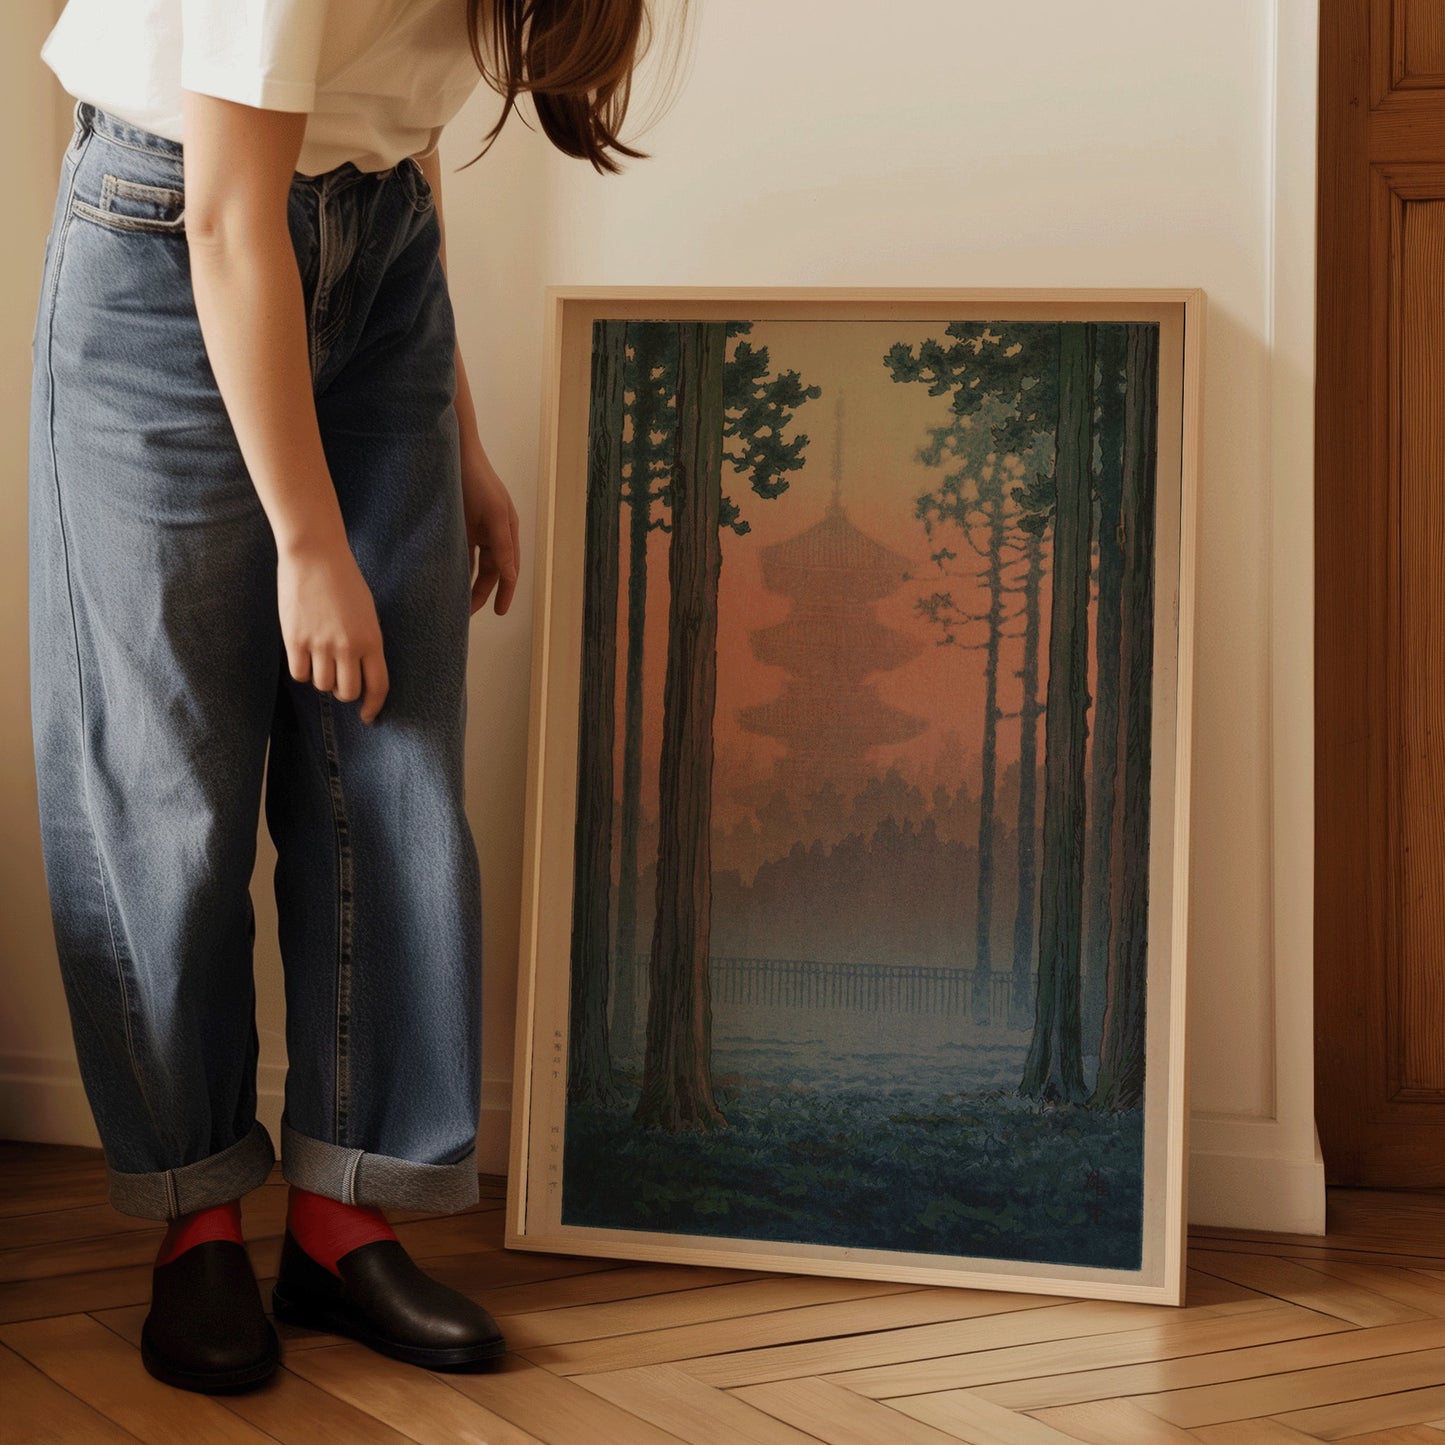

{"left": 509, "top": 290, "right": 1198, "bottom": 1304}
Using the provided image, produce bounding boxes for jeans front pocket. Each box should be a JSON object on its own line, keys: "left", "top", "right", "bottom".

{"left": 71, "top": 172, "right": 186, "bottom": 236}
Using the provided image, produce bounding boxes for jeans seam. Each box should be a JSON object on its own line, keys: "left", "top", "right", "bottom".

{"left": 317, "top": 693, "right": 354, "bottom": 1147}
{"left": 82, "top": 115, "right": 184, "bottom": 164}
{"left": 309, "top": 189, "right": 327, "bottom": 384}
{"left": 38, "top": 122, "right": 162, "bottom": 1144}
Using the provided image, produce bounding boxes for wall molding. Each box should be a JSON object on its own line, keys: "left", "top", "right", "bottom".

{"left": 0, "top": 1051, "right": 1321, "bottom": 1228}
{"left": 1269, "top": 0, "right": 1325, "bottom": 1214}
{"left": 1190, "top": 1129, "right": 1326, "bottom": 1234}
{"left": 1183, "top": 0, "right": 1325, "bottom": 1233}
{"left": 0, "top": 1053, "right": 516, "bottom": 1180}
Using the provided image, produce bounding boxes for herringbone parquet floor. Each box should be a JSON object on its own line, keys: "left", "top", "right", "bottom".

{"left": 5, "top": 1139, "right": 1445, "bottom": 1443}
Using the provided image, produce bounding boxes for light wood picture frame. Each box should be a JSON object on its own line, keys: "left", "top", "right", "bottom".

{"left": 506, "top": 286, "right": 1203, "bottom": 1306}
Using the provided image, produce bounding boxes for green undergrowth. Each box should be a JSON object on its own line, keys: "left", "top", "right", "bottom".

{"left": 561, "top": 1071, "right": 1143, "bottom": 1270}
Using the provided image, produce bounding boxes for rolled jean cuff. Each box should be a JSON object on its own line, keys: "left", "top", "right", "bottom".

{"left": 280, "top": 1115, "right": 479, "bottom": 1213}
{"left": 107, "top": 1118, "right": 276, "bottom": 1221}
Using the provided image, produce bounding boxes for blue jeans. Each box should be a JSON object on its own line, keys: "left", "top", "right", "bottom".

{"left": 28, "top": 100, "right": 484, "bottom": 1221}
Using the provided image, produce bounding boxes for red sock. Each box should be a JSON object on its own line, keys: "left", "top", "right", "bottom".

{"left": 286, "top": 1185, "right": 397, "bottom": 1277}
{"left": 154, "top": 1198, "right": 244, "bottom": 1267}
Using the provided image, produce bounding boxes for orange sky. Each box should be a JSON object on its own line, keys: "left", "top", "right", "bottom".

{"left": 609, "top": 320, "right": 1099, "bottom": 831}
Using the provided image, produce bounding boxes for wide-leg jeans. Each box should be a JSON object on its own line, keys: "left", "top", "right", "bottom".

{"left": 28, "top": 99, "right": 484, "bottom": 1221}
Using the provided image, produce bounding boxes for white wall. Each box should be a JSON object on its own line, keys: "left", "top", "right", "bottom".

{"left": 1, "top": 2, "right": 82, "bottom": 1152}
{"left": 2, "top": 0, "right": 1322, "bottom": 1232}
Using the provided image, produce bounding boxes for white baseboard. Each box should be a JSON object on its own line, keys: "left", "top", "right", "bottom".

{"left": 0, "top": 1053, "right": 514, "bottom": 1180}
{"left": 0, "top": 1052, "right": 96, "bottom": 1148}
{"left": 1187, "top": 1122, "right": 1328, "bottom": 1235}
{"left": 0, "top": 1052, "right": 1328, "bottom": 1233}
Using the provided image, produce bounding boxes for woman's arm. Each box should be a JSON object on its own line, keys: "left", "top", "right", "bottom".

{"left": 182, "top": 90, "right": 389, "bottom": 719}
{"left": 182, "top": 93, "right": 344, "bottom": 557}
{"left": 415, "top": 147, "right": 521, "bottom": 618}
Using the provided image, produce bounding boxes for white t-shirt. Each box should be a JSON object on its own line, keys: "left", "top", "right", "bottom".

{"left": 39, "top": 0, "right": 486, "bottom": 176}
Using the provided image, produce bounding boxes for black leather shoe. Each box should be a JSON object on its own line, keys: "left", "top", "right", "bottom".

{"left": 141, "top": 1239, "right": 280, "bottom": 1393}
{"left": 271, "top": 1226, "right": 507, "bottom": 1369}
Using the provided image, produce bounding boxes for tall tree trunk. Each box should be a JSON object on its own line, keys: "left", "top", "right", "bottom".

{"left": 1082, "top": 327, "right": 1129, "bottom": 1057}
{"left": 1022, "top": 321, "right": 1096, "bottom": 1104}
{"left": 635, "top": 321, "right": 728, "bottom": 1132}
{"left": 972, "top": 483, "right": 1007, "bottom": 1025}
{"left": 1093, "top": 322, "right": 1158, "bottom": 1111}
{"left": 615, "top": 323, "right": 669, "bottom": 1055}
{"left": 568, "top": 319, "right": 626, "bottom": 1106}
{"left": 1009, "top": 524, "right": 1046, "bottom": 1029}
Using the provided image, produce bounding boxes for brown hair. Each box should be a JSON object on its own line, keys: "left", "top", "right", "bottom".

{"left": 462, "top": 0, "right": 693, "bottom": 175}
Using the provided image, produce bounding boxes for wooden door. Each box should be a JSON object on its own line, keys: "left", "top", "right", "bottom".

{"left": 1318, "top": 0, "right": 1445, "bottom": 1184}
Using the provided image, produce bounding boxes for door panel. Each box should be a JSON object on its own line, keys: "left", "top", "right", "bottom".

{"left": 1377, "top": 0, "right": 1445, "bottom": 92}
{"left": 1318, "top": 1, "right": 1445, "bottom": 1183}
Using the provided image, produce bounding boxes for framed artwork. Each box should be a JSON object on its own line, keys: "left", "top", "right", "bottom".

{"left": 506, "top": 287, "right": 1203, "bottom": 1306}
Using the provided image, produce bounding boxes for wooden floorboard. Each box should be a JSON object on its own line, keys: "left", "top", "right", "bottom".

{"left": 6, "top": 1141, "right": 1445, "bottom": 1443}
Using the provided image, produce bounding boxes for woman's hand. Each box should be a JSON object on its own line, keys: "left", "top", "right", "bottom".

{"left": 277, "top": 535, "right": 390, "bottom": 723}
{"left": 461, "top": 435, "right": 521, "bottom": 617}
{"left": 412, "top": 147, "right": 521, "bottom": 619}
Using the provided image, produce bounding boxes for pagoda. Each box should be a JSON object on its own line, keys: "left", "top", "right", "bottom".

{"left": 738, "top": 390, "right": 926, "bottom": 805}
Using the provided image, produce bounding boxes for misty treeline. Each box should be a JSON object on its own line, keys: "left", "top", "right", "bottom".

{"left": 568, "top": 318, "right": 1159, "bottom": 1132}
{"left": 885, "top": 321, "right": 1159, "bottom": 1109}
{"left": 613, "top": 758, "right": 1038, "bottom": 978}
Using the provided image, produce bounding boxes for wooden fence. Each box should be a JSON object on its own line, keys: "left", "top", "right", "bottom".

{"left": 613, "top": 953, "right": 1033, "bottom": 1020}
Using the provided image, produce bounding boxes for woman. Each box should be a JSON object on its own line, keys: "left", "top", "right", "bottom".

{"left": 29, "top": 0, "right": 685, "bottom": 1396}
